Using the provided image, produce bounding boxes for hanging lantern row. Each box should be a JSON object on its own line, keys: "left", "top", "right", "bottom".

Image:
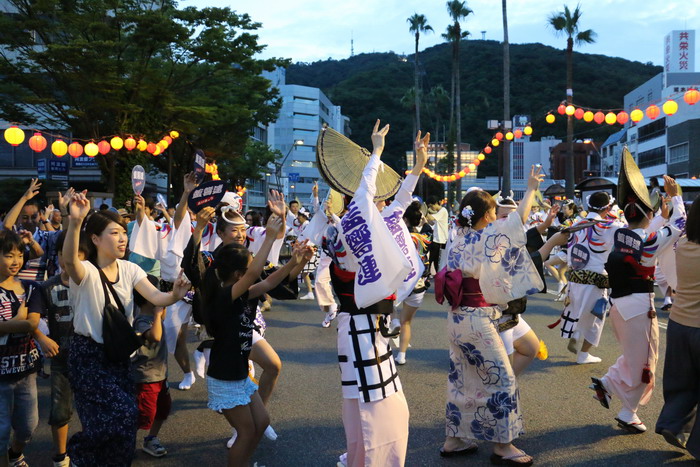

{"left": 547, "top": 88, "right": 700, "bottom": 126}
{"left": 404, "top": 125, "right": 534, "bottom": 183}
{"left": 2, "top": 126, "right": 180, "bottom": 158}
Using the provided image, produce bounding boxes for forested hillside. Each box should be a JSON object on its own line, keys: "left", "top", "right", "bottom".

{"left": 287, "top": 40, "right": 662, "bottom": 176}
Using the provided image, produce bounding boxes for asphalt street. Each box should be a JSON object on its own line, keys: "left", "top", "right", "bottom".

{"left": 25, "top": 279, "right": 698, "bottom": 466}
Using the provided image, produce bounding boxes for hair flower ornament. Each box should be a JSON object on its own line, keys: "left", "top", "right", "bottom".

{"left": 461, "top": 205, "right": 474, "bottom": 219}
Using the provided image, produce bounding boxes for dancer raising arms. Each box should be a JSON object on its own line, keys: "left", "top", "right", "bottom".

{"left": 439, "top": 166, "right": 545, "bottom": 465}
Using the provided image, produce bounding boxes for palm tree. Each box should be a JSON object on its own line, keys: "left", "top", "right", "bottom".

{"left": 407, "top": 14, "right": 433, "bottom": 133}
{"left": 502, "top": 0, "right": 511, "bottom": 193}
{"left": 445, "top": 0, "right": 473, "bottom": 200}
{"left": 548, "top": 4, "right": 596, "bottom": 198}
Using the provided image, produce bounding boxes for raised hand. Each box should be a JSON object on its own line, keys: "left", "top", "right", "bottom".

{"left": 22, "top": 178, "right": 41, "bottom": 201}
{"left": 18, "top": 230, "right": 34, "bottom": 245}
{"left": 267, "top": 190, "right": 286, "bottom": 218}
{"left": 195, "top": 206, "right": 216, "bottom": 231}
{"left": 547, "top": 204, "right": 561, "bottom": 219}
{"left": 371, "top": 119, "right": 390, "bottom": 156}
{"left": 58, "top": 187, "right": 75, "bottom": 214}
{"left": 69, "top": 192, "right": 91, "bottom": 222}
{"left": 660, "top": 195, "right": 671, "bottom": 219}
{"left": 133, "top": 195, "right": 145, "bottom": 212}
{"left": 663, "top": 175, "right": 678, "bottom": 198}
{"left": 183, "top": 172, "right": 197, "bottom": 193}
{"left": 265, "top": 213, "right": 284, "bottom": 237}
{"left": 413, "top": 130, "right": 430, "bottom": 172}
{"left": 42, "top": 203, "right": 55, "bottom": 221}
{"left": 291, "top": 239, "right": 309, "bottom": 264}
{"left": 312, "top": 182, "right": 318, "bottom": 198}
{"left": 527, "top": 165, "right": 545, "bottom": 191}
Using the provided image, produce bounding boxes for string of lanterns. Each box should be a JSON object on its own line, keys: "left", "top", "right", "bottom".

{"left": 3, "top": 125, "right": 180, "bottom": 158}
{"left": 545, "top": 88, "right": 699, "bottom": 126}
{"left": 410, "top": 125, "right": 534, "bottom": 183}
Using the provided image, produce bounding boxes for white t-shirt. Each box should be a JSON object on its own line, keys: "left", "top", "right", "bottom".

{"left": 430, "top": 207, "right": 449, "bottom": 244}
{"left": 70, "top": 260, "right": 147, "bottom": 343}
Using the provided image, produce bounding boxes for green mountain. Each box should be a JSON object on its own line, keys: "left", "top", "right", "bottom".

{"left": 287, "top": 40, "right": 662, "bottom": 177}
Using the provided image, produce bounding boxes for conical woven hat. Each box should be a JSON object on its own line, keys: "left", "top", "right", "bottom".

{"left": 618, "top": 146, "right": 652, "bottom": 211}
{"left": 316, "top": 126, "right": 402, "bottom": 201}
{"left": 327, "top": 189, "right": 345, "bottom": 216}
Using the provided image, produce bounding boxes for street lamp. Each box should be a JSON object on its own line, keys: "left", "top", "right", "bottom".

{"left": 275, "top": 139, "right": 304, "bottom": 193}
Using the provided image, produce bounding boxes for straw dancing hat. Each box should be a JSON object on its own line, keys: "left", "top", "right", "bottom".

{"left": 327, "top": 189, "right": 346, "bottom": 216}
{"left": 618, "top": 146, "right": 652, "bottom": 211}
{"left": 316, "top": 126, "right": 402, "bottom": 201}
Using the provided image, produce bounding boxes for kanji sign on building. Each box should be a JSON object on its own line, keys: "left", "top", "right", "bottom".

{"left": 664, "top": 30, "right": 695, "bottom": 74}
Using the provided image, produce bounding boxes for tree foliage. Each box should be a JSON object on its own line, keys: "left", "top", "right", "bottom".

{"left": 0, "top": 0, "right": 287, "bottom": 200}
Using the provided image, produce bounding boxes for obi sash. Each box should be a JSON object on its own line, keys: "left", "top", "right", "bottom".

{"left": 434, "top": 266, "right": 492, "bottom": 308}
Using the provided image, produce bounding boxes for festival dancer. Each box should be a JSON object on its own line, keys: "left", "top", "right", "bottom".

{"left": 317, "top": 122, "right": 423, "bottom": 466}
{"left": 546, "top": 200, "right": 581, "bottom": 300}
{"left": 590, "top": 163, "right": 686, "bottom": 433}
{"left": 559, "top": 191, "right": 624, "bottom": 364}
{"left": 438, "top": 166, "right": 544, "bottom": 465}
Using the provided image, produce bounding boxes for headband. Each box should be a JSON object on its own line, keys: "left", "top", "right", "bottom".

{"left": 586, "top": 193, "right": 615, "bottom": 210}
{"left": 495, "top": 190, "right": 516, "bottom": 208}
{"left": 220, "top": 205, "right": 246, "bottom": 225}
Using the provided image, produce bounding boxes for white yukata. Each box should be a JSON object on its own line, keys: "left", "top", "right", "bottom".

{"left": 130, "top": 215, "right": 195, "bottom": 354}
{"left": 324, "top": 153, "right": 413, "bottom": 467}
{"left": 444, "top": 212, "right": 542, "bottom": 443}
{"left": 560, "top": 214, "right": 624, "bottom": 346}
{"left": 602, "top": 197, "right": 686, "bottom": 414}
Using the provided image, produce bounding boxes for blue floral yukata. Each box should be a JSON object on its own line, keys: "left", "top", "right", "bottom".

{"left": 444, "top": 212, "right": 542, "bottom": 443}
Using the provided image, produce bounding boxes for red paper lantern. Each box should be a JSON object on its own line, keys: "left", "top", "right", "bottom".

{"left": 146, "top": 142, "right": 157, "bottom": 154}
{"left": 593, "top": 112, "right": 605, "bottom": 124}
{"left": 68, "top": 142, "right": 83, "bottom": 158}
{"left": 484, "top": 146, "right": 492, "bottom": 154}
{"left": 617, "top": 111, "right": 629, "bottom": 125}
{"left": 464, "top": 168, "right": 471, "bottom": 175}
{"left": 495, "top": 132, "right": 504, "bottom": 141}
{"left": 646, "top": 104, "right": 660, "bottom": 120}
{"left": 574, "top": 108, "right": 585, "bottom": 120}
{"left": 28, "top": 133, "right": 47, "bottom": 152}
{"left": 473, "top": 159, "right": 480, "bottom": 166}
{"left": 557, "top": 104, "right": 566, "bottom": 115}
{"left": 684, "top": 89, "right": 700, "bottom": 105}
{"left": 514, "top": 129, "right": 523, "bottom": 139}
{"left": 163, "top": 135, "right": 173, "bottom": 145}
{"left": 124, "top": 137, "right": 137, "bottom": 151}
{"left": 97, "top": 140, "right": 111, "bottom": 155}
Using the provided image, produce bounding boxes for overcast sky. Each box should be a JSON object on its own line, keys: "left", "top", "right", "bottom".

{"left": 188, "top": 0, "right": 699, "bottom": 66}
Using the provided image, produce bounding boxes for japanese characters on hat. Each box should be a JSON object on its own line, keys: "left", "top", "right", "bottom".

{"left": 316, "top": 126, "right": 402, "bottom": 201}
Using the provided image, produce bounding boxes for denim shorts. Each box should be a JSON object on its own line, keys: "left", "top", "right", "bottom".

{"left": 0, "top": 373, "right": 38, "bottom": 450}
{"left": 207, "top": 376, "right": 258, "bottom": 412}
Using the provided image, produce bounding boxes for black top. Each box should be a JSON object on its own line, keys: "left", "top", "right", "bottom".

{"left": 206, "top": 287, "right": 255, "bottom": 381}
{"left": 1, "top": 280, "right": 41, "bottom": 382}
{"left": 38, "top": 275, "right": 73, "bottom": 366}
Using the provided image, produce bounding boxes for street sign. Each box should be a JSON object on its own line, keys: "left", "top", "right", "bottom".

{"left": 49, "top": 160, "right": 68, "bottom": 181}
{"left": 72, "top": 155, "right": 98, "bottom": 168}
{"left": 288, "top": 172, "right": 300, "bottom": 182}
{"left": 37, "top": 159, "right": 47, "bottom": 180}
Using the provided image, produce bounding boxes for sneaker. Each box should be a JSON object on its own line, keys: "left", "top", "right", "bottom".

{"left": 264, "top": 425, "right": 278, "bottom": 440}
{"left": 300, "top": 292, "right": 315, "bottom": 300}
{"left": 338, "top": 452, "right": 348, "bottom": 467}
{"left": 321, "top": 309, "right": 337, "bottom": 328}
{"left": 53, "top": 455, "right": 70, "bottom": 467}
{"left": 143, "top": 436, "right": 167, "bottom": 457}
{"left": 178, "top": 371, "right": 195, "bottom": 390}
{"left": 226, "top": 428, "right": 238, "bottom": 448}
{"left": 9, "top": 454, "right": 28, "bottom": 467}
{"left": 395, "top": 351, "right": 406, "bottom": 365}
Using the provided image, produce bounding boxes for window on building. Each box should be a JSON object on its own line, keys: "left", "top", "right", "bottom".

{"left": 647, "top": 90, "right": 653, "bottom": 102}
{"left": 320, "top": 102, "right": 329, "bottom": 115}
{"left": 294, "top": 96, "right": 316, "bottom": 103}
{"left": 637, "top": 118, "right": 666, "bottom": 143}
{"left": 636, "top": 97, "right": 644, "bottom": 108}
{"left": 638, "top": 147, "right": 666, "bottom": 168}
{"left": 512, "top": 142, "right": 524, "bottom": 179}
{"left": 293, "top": 112, "right": 317, "bottom": 120}
{"left": 669, "top": 142, "right": 689, "bottom": 163}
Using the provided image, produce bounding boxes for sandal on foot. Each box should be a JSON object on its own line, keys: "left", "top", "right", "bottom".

{"left": 658, "top": 429, "right": 687, "bottom": 449}
{"left": 440, "top": 443, "right": 478, "bottom": 457}
{"left": 490, "top": 450, "right": 533, "bottom": 466}
{"left": 589, "top": 377, "right": 611, "bottom": 409}
{"left": 615, "top": 418, "right": 647, "bottom": 434}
